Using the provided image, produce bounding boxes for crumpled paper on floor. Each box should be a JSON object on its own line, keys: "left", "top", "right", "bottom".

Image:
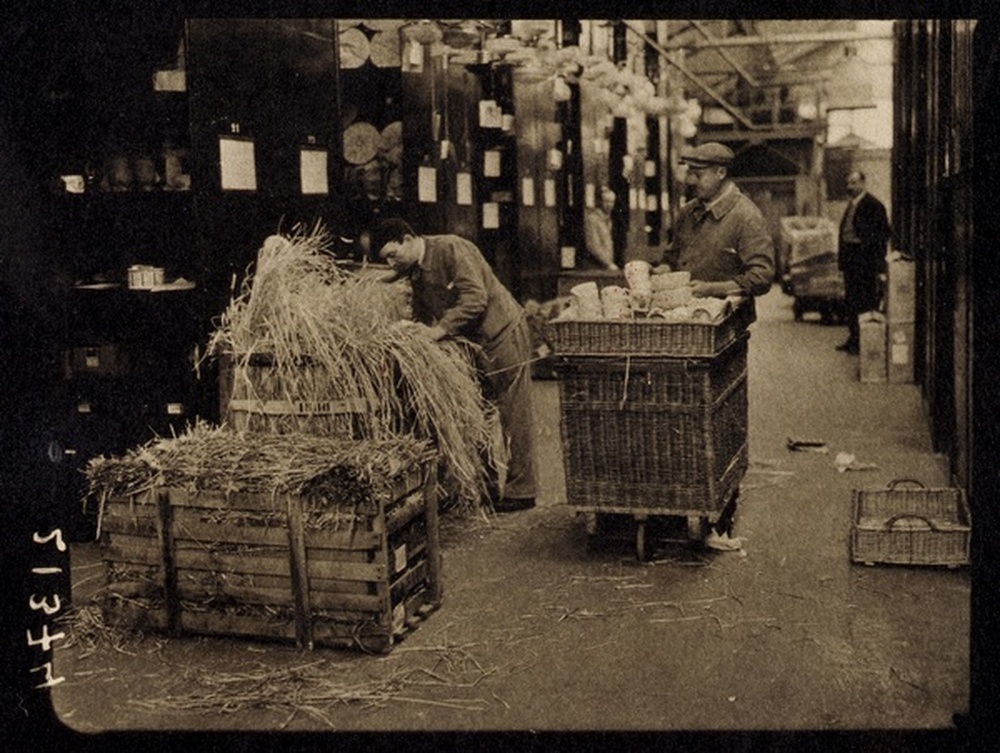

{"left": 834, "top": 452, "right": 879, "bottom": 473}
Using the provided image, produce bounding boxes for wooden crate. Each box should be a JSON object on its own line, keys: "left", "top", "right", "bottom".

{"left": 98, "top": 460, "right": 441, "bottom": 653}
{"left": 220, "top": 353, "right": 366, "bottom": 438}
{"left": 554, "top": 335, "right": 749, "bottom": 517}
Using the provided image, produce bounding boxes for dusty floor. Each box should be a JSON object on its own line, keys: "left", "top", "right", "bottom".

{"left": 48, "top": 285, "right": 969, "bottom": 742}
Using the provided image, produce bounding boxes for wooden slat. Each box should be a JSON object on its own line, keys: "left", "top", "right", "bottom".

{"left": 285, "top": 493, "right": 314, "bottom": 650}
{"left": 384, "top": 492, "right": 426, "bottom": 534}
{"left": 173, "top": 580, "right": 386, "bottom": 615}
{"left": 102, "top": 515, "right": 158, "bottom": 536}
{"left": 422, "top": 465, "right": 442, "bottom": 605}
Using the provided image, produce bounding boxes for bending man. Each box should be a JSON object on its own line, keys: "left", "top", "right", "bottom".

{"left": 372, "top": 218, "right": 538, "bottom": 513}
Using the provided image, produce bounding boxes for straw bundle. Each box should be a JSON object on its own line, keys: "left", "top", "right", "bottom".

{"left": 85, "top": 421, "right": 433, "bottom": 505}
{"left": 206, "top": 224, "right": 500, "bottom": 511}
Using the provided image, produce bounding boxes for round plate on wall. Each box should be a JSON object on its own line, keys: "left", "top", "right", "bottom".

{"left": 343, "top": 122, "right": 381, "bottom": 165}
{"left": 339, "top": 27, "right": 370, "bottom": 69}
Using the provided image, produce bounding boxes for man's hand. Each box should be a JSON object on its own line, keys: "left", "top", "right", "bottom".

{"left": 690, "top": 280, "right": 741, "bottom": 298}
{"left": 389, "top": 320, "right": 446, "bottom": 340}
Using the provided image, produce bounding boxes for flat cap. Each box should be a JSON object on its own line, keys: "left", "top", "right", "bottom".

{"left": 680, "top": 142, "right": 734, "bottom": 168}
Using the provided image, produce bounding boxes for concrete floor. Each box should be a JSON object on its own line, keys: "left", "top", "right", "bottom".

{"left": 51, "top": 285, "right": 969, "bottom": 742}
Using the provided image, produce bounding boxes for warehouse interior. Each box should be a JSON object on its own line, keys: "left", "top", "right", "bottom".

{"left": 2, "top": 6, "right": 996, "bottom": 748}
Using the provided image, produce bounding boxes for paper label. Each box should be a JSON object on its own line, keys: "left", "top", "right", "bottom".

{"left": 560, "top": 246, "right": 576, "bottom": 269}
{"left": 521, "top": 177, "right": 535, "bottom": 206}
{"left": 628, "top": 188, "right": 638, "bottom": 209}
{"left": 418, "top": 165, "right": 437, "bottom": 203}
{"left": 483, "top": 202, "right": 500, "bottom": 229}
{"left": 479, "top": 100, "right": 501, "bottom": 128}
{"left": 219, "top": 137, "right": 257, "bottom": 191}
{"left": 483, "top": 150, "right": 501, "bottom": 178}
{"left": 585, "top": 182, "right": 596, "bottom": 208}
{"left": 544, "top": 178, "right": 557, "bottom": 207}
{"left": 456, "top": 171, "right": 473, "bottom": 206}
{"left": 299, "top": 148, "right": 329, "bottom": 195}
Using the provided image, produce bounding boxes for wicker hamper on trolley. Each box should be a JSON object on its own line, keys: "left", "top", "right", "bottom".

{"left": 555, "top": 333, "right": 749, "bottom": 516}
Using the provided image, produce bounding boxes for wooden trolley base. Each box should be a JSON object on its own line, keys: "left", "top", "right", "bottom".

{"left": 574, "top": 488, "right": 740, "bottom": 561}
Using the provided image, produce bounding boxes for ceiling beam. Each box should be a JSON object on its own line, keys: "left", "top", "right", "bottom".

{"left": 622, "top": 21, "right": 760, "bottom": 130}
{"left": 691, "top": 19, "right": 761, "bottom": 87}
{"left": 664, "top": 29, "right": 892, "bottom": 50}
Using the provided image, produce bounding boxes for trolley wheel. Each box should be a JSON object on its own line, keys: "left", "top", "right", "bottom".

{"left": 687, "top": 515, "right": 707, "bottom": 541}
{"left": 792, "top": 299, "right": 804, "bottom": 321}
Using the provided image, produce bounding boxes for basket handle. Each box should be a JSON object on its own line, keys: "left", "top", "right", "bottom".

{"left": 886, "top": 478, "right": 927, "bottom": 490}
{"left": 884, "top": 514, "right": 940, "bottom": 532}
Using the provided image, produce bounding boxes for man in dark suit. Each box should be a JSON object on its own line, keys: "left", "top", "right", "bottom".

{"left": 837, "top": 170, "right": 892, "bottom": 354}
{"left": 372, "top": 218, "right": 538, "bottom": 513}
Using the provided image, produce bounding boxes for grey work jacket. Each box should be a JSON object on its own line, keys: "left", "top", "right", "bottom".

{"left": 410, "top": 234, "right": 525, "bottom": 350}
{"left": 672, "top": 182, "right": 776, "bottom": 296}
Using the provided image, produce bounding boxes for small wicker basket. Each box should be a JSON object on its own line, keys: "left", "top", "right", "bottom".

{"left": 850, "top": 478, "right": 970, "bottom": 567}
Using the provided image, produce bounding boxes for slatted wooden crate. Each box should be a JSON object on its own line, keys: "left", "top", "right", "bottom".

{"left": 98, "top": 460, "right": 441, "bottom": 653}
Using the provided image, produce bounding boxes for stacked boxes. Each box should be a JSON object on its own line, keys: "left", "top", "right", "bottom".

{"left": 859, "top": 312, "right": 887, "bottom": 383}
{"left": 885, "top": 257, "right": 916, "bottom": 383}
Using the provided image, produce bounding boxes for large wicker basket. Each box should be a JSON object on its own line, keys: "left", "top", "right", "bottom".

{"left": 548, "top": 297, "right": 754, "bottom": 357}
{"left": 555, "top": 335, "right": 748, "bottom": 516}
{"left": 850, "top": 479, "right": 970, "bottom": 567}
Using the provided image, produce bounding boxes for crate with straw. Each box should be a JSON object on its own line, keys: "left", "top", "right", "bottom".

{"left": 850, "top": 478, "right": 970, "bottom": 567}
{"left": 90, "top": 427, "right": 442, "bottom": 653}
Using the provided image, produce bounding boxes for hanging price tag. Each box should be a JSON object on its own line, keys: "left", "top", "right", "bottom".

{"left": 440, "top": 139, "right": 451, "bottom": 160}
{"left": 585, "top": 182, "right": 596, "bottom": 208}
{"left": 628, "top": 188, "right": 638, "bottom": 210}
{"left": 483, "top": 150, "right": 501, "bottom": 178}
{"left": 418, "top": 165, "right": 437, "bottom": 203}
{"left": 482, "top": 202, "right": 500, "bottom": 229}
{"left": 479, "top": 100, "right": 501, "bottom": 128}
{"left": 544, "top": 178, "right": 557, "bottom": 207}
{"left": 644, "top": 159, "right": 657, "bottom": 178}
{"left": 456, "top": 171, "right": 473, "bottom": 206}
{"left": 408, "top": 41, "right": 424, "bottom": 68}
{"left": 299, "top": 148, "right": 329, "bottom": 195}
{"left": 560, "top": 246, "right": 576, "bottom": 269}
{"left": 521, "top": 177, "right": 535, "bottom": 207}
{"left": 646, "top": 194, "right": 659, "bottom": 211}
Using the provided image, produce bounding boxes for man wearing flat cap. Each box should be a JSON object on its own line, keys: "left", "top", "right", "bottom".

{"left": 665, "top": 142, "right": 775, "bottom": 299}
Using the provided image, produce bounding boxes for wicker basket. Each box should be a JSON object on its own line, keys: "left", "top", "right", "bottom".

{"left": 548, "top": 297, "right": 754, "bottom": 357}
{"left": 850, "top": 479, "right": 970, "bottom": 567}
{"left": 555, "top": 335, "right": 748, "bottom": 516}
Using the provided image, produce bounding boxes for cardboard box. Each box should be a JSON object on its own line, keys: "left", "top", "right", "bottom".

{"left": 859, "top": 311, "right": 887, "bottom": 383}
{"left": 888, "top": 321, "right": 916, "bottom": 383}
{"left": 886, "top": 257, "right": 916, "bottom": 323}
